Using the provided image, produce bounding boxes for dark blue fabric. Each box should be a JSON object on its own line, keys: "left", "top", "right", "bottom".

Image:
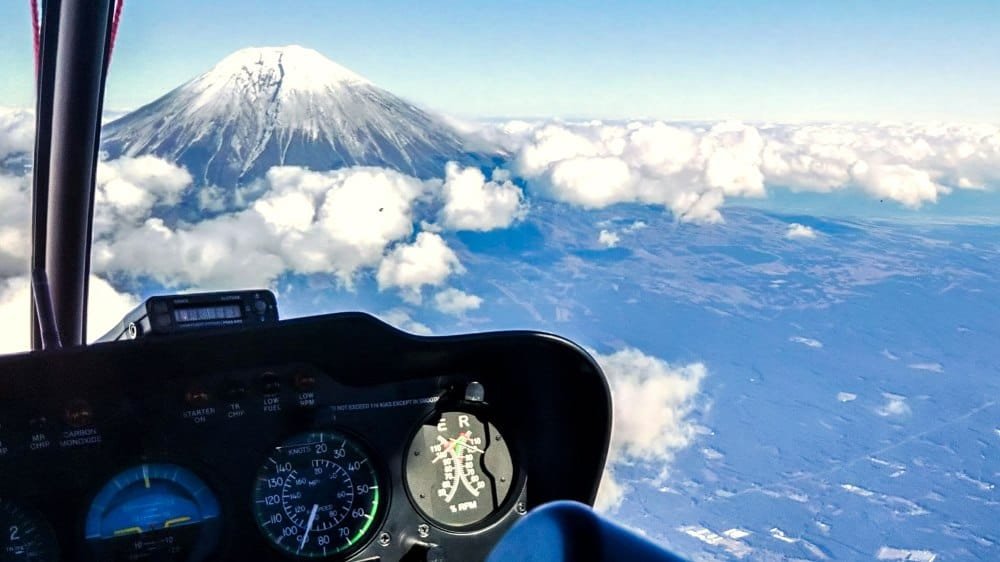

{"left": 487, "top": 501, "right": 688, "bottom": 562}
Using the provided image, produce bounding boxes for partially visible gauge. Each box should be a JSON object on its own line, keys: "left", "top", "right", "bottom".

{"left": 0, "top": 500, "right": 58, "bottom": 562}
{"left": 252, "top": 431, "right": 382, "bottom": 559}
{"left": 85, "top": 463, "right": 221, "bottom": 561}
{"left": 405, "top": 411, "right": 515, "bottom": 529}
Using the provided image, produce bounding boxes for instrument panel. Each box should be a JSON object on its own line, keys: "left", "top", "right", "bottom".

{"left": 0, "top": 312, "right": 611, "bottom": 561}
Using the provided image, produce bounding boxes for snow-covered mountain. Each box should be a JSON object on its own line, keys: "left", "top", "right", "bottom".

{"left": 102, "top": 46, "right": 492, "bottom": 185}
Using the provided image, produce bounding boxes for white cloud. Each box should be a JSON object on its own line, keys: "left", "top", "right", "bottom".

{"left": 876, "top": 393, "right": 911, "bottom": 417}
{"left": 592, "top": 348, "right": 707, "bottom": 511}
{"left": 433, "top": 288, "right": 483, "bottom": 316}
{"left": 598, "top": 229, "right": 620, "bottom": 248}
{"left": 850, "top": 161, "right": 943, "bottom": 208}
{"left": 837, "top": 392, "right": 858, "bottom": 403}
{"left": 310, "top": 168, "right": 424, "bottom": 253}
{"left": 0, "top": 222, "right": 28, "bottom": 277}
{"left": 438, "top": 162, "right": 526, "bottom": 231}
{"left": 504, "top": 120, "right": 1000, "bottom": 222}
{"left": 623, "top": 220, "right": 648, "bottom": 232}
{"left": 376, "top": 308, "right": 433, "bottom": 336}
{"left": 78, "top": 164, "right": 478, "bottom": 297}
{"left": 253, "top": 190, "right": 316, "bottom": 232}
{"left": 3, "top": 114, "right": 998, "bottom": 317}
{"left": 93, "top": 166, "right": 433, "bottom": 290}
{"left": 94, "top": 156, "right": 194, "bottom": 232}
{"left": 908, "top": 362, "right": 943, "bottom": 373}
{"left": 876, "top": 547, "right": 937, "bottom": 562}
{"left": 0, "top": 173, "right": 31, "bottom": 278}
{"left": 376, "top": 232, "right": 464, "bottom": 303}
{"left": 0, "top": 275, "right": 139, "bottom": 354}
{"left": 2, "top": 156, "right": 195, "bottom": 282}
{"left": 0, "top": 277, "right": 31, "bottom": 354}
{"left": 87, "top": 277, "right": 141, "bottom": 340}
{"left": 0, "top": 107, "right": 34, "bottom": 161}
{"left": 196, "top": 185, "right": 228, "bottom": 212}
{"left": 515, "top": 123, "right": 603, "bottom": 177}
{"left": 548, "top": 156, "right": 635, "bottom": 208}
{"left": 789, "top": 335, "right": 823, "bottom": 348}
{"left": 786, "top": 223, "right": 818, "bottom": 239}
{"left": 94, "top": 214, "right": 288, "bottom": 289}
{"left": 510, "top": 121, "right": 766, "bottom": 223}
{"left": 700, "top": 121, "right": 766, "bottom": 197}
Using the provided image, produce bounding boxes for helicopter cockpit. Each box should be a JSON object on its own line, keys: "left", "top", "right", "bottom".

{"left": 0, "top": 2, "right": 688, "bottom": 561}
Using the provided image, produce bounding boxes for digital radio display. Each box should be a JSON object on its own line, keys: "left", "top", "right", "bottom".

{"left": 173, "top": 304, "right": 242, "bottom": 323}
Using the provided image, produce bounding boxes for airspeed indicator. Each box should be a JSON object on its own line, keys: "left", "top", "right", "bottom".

{"left": 252, "top": 431, "right": 382, "bottom": 559}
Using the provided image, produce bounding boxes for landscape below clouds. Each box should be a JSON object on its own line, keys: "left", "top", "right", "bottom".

{"left": 0, "top": 55, "right": 998, "bottom": 559}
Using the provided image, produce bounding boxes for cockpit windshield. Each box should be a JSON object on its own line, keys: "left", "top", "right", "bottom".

{"left": 1, "top": 2, "right": 998, "bottom": 560}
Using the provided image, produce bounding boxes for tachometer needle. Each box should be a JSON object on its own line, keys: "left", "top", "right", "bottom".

{"left": 448, "top": 433, "right": 484, "bottom": 455}
{"left": 299, "top": 504, "right": 319, "bottom": 552}
{"left": 433, "top": 431, "right": 473, "bottom": 463}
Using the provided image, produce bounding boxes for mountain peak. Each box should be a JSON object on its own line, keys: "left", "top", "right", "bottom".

{"left": 102, "top": 46, "right": 492, "bottom": 186}
{"left": 209, "top": 45, "right": 370, "bottom": 89}
{"left": 188, "top": 45, "right": 370, "bottom": 110}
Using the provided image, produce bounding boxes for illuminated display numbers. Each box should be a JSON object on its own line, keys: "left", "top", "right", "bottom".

{"left": 173, "top": 304, "right": 241, "bottom": 323}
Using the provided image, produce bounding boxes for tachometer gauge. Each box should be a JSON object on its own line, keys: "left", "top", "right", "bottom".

{"left": 252, "top": 431, "right": 382, "bottom": 559}
{"left": 0, "top": 500, "right": 58, "bottom": 562}
{"left": 405, "top": 411, "right": 515, "bottom": 529}
{"left": 85, "top": 463, "right": 221, "bottom": 562}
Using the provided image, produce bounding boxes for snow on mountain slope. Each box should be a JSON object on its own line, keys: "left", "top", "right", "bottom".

{"left": 102, "top": 46, "right": 492, "bottom": 186}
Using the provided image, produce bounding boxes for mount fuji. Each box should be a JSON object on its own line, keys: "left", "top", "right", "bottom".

{"left": 101, "top": 46, "right": 494, "bottom": 186}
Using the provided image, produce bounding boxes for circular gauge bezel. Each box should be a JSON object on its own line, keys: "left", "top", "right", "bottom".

{"left": 0, "top": 498, "right": 60, "bottom": 562}
{"left": 251, "top": 429, "right": 387, "bottom": 560}
{"left": 82, "top": 462, "right": 224, "bottom": 562}
{"left": 402, "top": 409, "right": 522, "bottom": 532}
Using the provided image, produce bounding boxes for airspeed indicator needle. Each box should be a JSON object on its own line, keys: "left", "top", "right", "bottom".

{"left": 299, "top": 504, "right": 319, "bottom": 552}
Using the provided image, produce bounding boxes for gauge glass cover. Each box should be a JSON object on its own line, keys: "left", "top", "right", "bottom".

{"left": 252, "top": 431, "right": 382, "bottom": 559}
{"left": 0, "top": 500, "right": 58, "bottom": 562}
{"left": 404, "top": 411, "right": 515, "bottom": 529}
{"left": 85, "top": 463, "right": 221, "bottom": 562}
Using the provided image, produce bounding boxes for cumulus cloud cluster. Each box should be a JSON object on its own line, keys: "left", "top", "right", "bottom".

{"left": 6, "top": 116, "right": 993, "bottom": 289}
{"left": 376, "top": 232, "right": 463, "bottom": 302}
{"left": 94, "top": 155, "right": 194, "bottom": 231}
{"left": 2, "top": 108, "right": 999, "bottom": 354}
{"left": 0, "top": 110, "right": 148, "bottom": 353}
{"left": 437, "top": 162, "right": 526, "bottom": 231}
{"left": 0, "top": 115, "right": 522, "bottom": 349}
{"left": 91, "top": 164, "right": 504, "bottom": 295}
{"left": 592, "top": 348, "right": 708, "bottom": 511}
{"left": 505, "top": 120, "right": 1000, "bottom": 223}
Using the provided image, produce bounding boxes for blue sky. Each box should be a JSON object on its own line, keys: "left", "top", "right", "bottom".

{"left": 1, "top": 1, "right": 998, "bottom": 121}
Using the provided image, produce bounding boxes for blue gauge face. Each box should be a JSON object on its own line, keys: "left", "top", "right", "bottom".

{"left": 85, "top": 464, "right": 221, "bottom": 562}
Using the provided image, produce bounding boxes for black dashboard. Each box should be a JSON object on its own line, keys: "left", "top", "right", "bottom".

{"left": 0, "top": 312, "right": 611, "bottom": 561}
